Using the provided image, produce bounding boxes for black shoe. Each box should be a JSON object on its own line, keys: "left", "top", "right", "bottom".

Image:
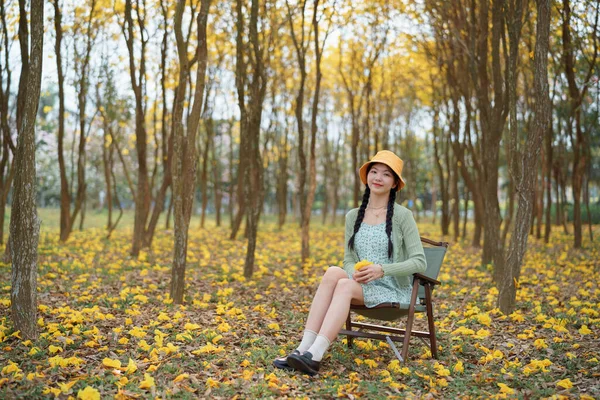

{"left": 273, "top": 350, "right": 300, "bottom": 371}
{"left": 287, "top": 351, "right": 320, "bottom": 376}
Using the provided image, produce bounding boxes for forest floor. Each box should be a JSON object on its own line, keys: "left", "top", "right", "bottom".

{"left": 0, "top": 211, "right": 599, "bottom": 399}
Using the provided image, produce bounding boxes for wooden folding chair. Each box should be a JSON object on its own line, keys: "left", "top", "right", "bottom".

{"left": 339, "top": 237, "right": 449, "bottom": 362}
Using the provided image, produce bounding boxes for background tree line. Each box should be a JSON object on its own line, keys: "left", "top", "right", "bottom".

{"left": 1, "top": 0, "right": 598, "bottom": 337}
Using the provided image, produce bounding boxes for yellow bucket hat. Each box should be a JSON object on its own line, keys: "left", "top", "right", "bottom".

{"left": 359, "top": 150, "right": 406, "bottom": 191}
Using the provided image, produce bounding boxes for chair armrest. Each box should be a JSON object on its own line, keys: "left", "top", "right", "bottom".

{"left": 413, "top": 273, "right": 440, "bottom": 286}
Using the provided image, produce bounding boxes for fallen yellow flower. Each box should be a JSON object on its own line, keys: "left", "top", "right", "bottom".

{"left": 556, "top": 378, "right": 573, "bottom": 389}
{"left": 102, "top": 358, "right": 122, "bottom": 369}
{"left": 139, "top": 373, "right": 155, "bottom": 389}
{"left": 579, "top": 325, "right": 592, "bottom": 335}
{"left": 125, "top": 358, "right": 137, "bottom": 374}
{"left": 77, "top": 386, "right": 100, "bottom": 400}
{"left": 173, "top": 373, "right": 189, "bottom": 383}
{"left": 354, "top": 260, "right": 371, "bottom": 271}
{"left": 497, "top": 382, "right": 514, "bottom": 394}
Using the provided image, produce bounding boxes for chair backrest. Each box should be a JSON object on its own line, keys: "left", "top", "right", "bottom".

{"left": 419, "top": 238, "right": 449, "bottom": 298}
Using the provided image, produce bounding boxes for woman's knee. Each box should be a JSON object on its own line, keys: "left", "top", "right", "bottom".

{"left": 333, "top": 278, "right": 361, "bottom": 297}
{"left": 321, "top": 266, "right": 347, "bottom": 284}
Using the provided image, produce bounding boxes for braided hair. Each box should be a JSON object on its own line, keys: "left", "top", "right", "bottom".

{"left": 348, "top": 166, "right": 399, "bottom": 260}
{"left": 385, "top": 188, "right": 396, "bottom": 259}
{"left": 347, "top": 186, "right": 371, "bottom": 252}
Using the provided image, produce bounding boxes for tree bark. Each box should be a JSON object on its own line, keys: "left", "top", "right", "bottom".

{"left": 0, "top": 0, "right": 16, "bottom": 246}
{"left": 51, "top": 0, "right": 72, "bottom": 243}
{"left": 562, "top": 0, "right": 598, "bottom": 249}
{"left": 498, "top": 0, "right": 548, "bottom": 314}
{"left": 242, "top": 0, "right": 267, "bottom": 278}
{"left": 171, "top": 0, "right": 211, "bottom": 304}
{"left": 10, "top": 0, "right": 43, "bottom": 340}
{"left": 124, "top": 0, "right": 150, "bottom": 256}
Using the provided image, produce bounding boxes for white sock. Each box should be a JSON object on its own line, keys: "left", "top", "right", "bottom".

{"left": 296, "top": 330, "right": 317, "bottom": 353}
{"left": 306, "top": 334, "right": 331, "bottom": 362}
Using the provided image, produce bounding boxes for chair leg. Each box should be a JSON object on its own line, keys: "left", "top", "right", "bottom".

{"left": 401, "top": 281, "right": 420, "bottom": 362}
{"left": 345, "top": 312, "right": 353, "bottom": 348}
{"left": 424, "top": 284, "right": 438, "bottom": 359}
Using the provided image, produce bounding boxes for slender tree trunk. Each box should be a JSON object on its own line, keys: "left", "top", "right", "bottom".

{"left": 498, "top": 0, "right": 548, "bottom": 314}
{"left": 200, "top": 116, "right": 213, "bottom": 228}
{"left": 277, "top": 131, "right": 288, "bottom": 229}
{"left": 300, "top": 0, "right": 325, "bottom": 262}
{"left": 536, "top": 147, "right": 544, "bottom": 239}
{"left": 451, "top": 158, "right": 460, "bottom": 241}
{"left": 165, "top": 192, "right": 173, "bottom": 229}
{"left": 52, "top": 0, "right": 71, "bottom": 242}
{"left": 0, "top": 0, "right": 16, "bottom": 246}
{"left": 10, "top": 0, "right": 43, "bottom": 340}
{"left": 103, "top": 126, "right": 112, "bottom": 229}
{"left": 462, "top": 187, "right": 469, "bottom": 239}
{"left": 544, "top": 123, "right": 553, "bottom": 243}
{"left": 212, "top": 127, "right": 222, "bottom": 227}
{"left": 171, "top": 0, "right": 211, "bottom": 303}
{"left": 584, "top": 171, "right": 593, "bottom": 242}
{"left": 432, "top": 101, "right": 449, "bottom": 235}
{"left": 562, "top": 0, "right": 599, "bottom": 248}
{"left": 242, "top": 0, "right": 266, "bottom": 278}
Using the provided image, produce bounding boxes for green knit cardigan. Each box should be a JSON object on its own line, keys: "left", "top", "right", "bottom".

{"left": 343, "top": 203, "right": 426, "bottom": 283}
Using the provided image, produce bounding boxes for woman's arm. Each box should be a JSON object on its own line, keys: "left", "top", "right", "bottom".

{"left": 343, "top": 210, "right": 359, "bottom": 271}
{"left": 380, "top": 208, "right": 426, "bottom": 277}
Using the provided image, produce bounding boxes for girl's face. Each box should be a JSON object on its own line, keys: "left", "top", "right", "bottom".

{"left": 367, "top": 163, "right": 398, "bottom": 194}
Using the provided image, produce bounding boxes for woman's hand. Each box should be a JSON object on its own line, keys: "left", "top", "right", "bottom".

{"left": 353, "top": 264, "right": 384, "bottom": 284}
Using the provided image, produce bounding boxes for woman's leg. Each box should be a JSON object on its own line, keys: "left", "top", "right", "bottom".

{"left": 303, "top": 267, "right": 348, "bottom": 332}
{"left": 297, "top": 278, "right": 364, "bottom": 365}
{"left": 317, "top": 278, "right": 364, "bottom": 342}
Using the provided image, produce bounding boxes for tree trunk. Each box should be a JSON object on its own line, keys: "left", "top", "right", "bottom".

{"left": 10, "top": 0, "right": 43, "bottom": 340}
{"left": 462, "top": 186, "right": 469, "bottom": 239}
{"left": 200, "top": 116, "right": 213, "bottom": 229}
{"left": 562, "top": 0, "right": 599, "bottom": 249}
{"left": 276, "top": 129, "right": 288, "bottom": 229}
{"left": 451, "top": 156, "right": 460, "bottom": 241}
{"left": 212, "top": 125, "right": 222, "bottom": 227}
{"left": 544, "top": 121, "right": 553, "bottom": 243}
{"left": 52, "top": 0, "right": 71, "bottom": 243}
{"left": 124, "top": 0, "right": 148, "bottom": 256}
{"left": 243, "top": 0, "right": 266, "bottom": 278}
{"left": 498, "top": 0, "right": 548, "bottom": 314}
{"left": 171, "top": 0, "right": 211, "bottom": 303}
{"left": 432, "top": 102, "right": 448, "bottom": 233}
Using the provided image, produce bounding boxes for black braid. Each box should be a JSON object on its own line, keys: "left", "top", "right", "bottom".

{"left": 385, "top": 188, "right": 396, "bottom": 259}
{"left": 348, "top": 186, "right": 370, "bottom": 252}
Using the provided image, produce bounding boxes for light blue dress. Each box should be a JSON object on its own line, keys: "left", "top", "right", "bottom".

{"left": 344, "top": 222, "right": 413, "bottom": 308}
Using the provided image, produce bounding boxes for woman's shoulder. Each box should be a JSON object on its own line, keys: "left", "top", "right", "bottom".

{"left": 393, "top": 203, "right": 416, "bottom": 223}
{"left": 345, "top": 208, "right": 359, "bottom": 221}
{"left": 393, "top": 203, "right": 411, "bottom": 215}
